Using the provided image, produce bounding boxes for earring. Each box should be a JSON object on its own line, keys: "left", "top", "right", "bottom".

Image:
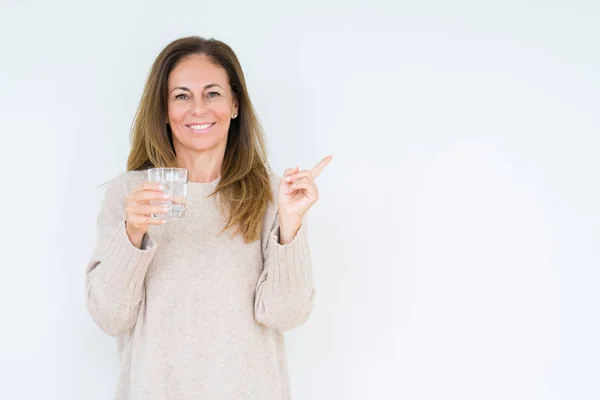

{"left": 232, "top": 113, "right": 237, "bottom": 119}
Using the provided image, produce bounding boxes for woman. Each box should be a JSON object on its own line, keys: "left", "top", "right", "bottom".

{"left": 85, "top": 36, "right": 332, "bottom": 399}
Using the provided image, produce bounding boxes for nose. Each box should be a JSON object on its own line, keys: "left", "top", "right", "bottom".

{"left": 191, "top": 98, "right": 208, "bottom": 115}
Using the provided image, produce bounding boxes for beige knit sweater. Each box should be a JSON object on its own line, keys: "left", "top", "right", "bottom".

{"left": 85, "top": 170, "right": 315, "bottom": 400}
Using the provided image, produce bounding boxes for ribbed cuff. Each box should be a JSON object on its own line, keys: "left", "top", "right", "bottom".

{"left": 95, "top": 222, "right": 157, "bottom": 293}
{"left": 266, "top": 223, "right": 312, "bottom": 292}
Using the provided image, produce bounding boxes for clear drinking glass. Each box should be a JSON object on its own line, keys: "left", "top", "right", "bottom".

{"left": 147, "top": 168, "right": 188, "bottom": 219}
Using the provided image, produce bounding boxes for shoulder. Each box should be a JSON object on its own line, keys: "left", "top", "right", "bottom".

{"left": 261, "top": 170, "right": 281, "bottom": 233}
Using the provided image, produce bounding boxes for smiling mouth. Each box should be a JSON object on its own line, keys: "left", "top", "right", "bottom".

{"left": 186, "top": 122, "right": 216, "bottom": 132}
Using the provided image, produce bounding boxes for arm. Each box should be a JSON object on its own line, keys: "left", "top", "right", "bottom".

{"left": 254, "top": 213, "right": 315, "bottom": 332}
{"left": 85, "top": 176, "right": 157, "bottom": 336}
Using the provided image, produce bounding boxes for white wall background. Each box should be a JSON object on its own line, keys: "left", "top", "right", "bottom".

{"left": 1, "top": 1, "right": 599, "bottom": 399}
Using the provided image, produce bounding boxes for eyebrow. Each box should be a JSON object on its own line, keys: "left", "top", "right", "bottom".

{"left": 170, "top": 84, "right": 223, "bottom": 93}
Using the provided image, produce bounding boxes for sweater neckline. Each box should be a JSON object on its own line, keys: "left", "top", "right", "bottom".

{"left": 186, "top": 176, "right": 221, "bottom": 200}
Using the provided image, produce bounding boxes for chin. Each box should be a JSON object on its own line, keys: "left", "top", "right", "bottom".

{"left": 174, "top": 135, "right": 227, "bottom": 153}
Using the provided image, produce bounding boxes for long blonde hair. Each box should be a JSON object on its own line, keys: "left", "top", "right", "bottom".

{"left": 127, "top": 36, "right": 273, "bottom": 243}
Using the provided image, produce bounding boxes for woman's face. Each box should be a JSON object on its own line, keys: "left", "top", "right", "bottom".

{"left": 166, "top": 54, "right": 238, "bottom": 154}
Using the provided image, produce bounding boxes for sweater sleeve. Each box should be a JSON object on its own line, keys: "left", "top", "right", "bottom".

{"left": 254, "top": 213, "right": 315, "bottom": 332}
{"left": 85, "top": 175, "right": 157, "bottom": 336}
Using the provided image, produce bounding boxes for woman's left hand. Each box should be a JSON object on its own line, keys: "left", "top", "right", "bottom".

{"left": 277, "top": 156, "right": 333, "bottom": 242}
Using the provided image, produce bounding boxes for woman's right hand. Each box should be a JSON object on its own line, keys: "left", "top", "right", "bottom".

{"left": 125, "top": 182, "right": 169, "bottom": 248}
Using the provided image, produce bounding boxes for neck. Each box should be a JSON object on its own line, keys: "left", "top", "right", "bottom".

{"left": 174, "top": 143, "right": 225, "bottom": 183}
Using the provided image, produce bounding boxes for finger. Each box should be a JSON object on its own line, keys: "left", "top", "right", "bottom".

{"left": 131, "top": 190, "right": 169, "bottom": 204}
{"left": 140, "top": 204, "right": 170, "bottom": 216}
{"left": 128, "top": 204, "right": 169, "bottom": 217}
{"left": 283, "top": 166, "right": 299, "bottom": 179}
{"left": 127, "top": 182, "right": 164, "bottom": 203}
{"left": 128, "top": 215, "right": 167, "bottom": 227}
{"left": 285, "top": 181, "right": 314, "bottom": 194}
{"left": 284, "top": 185, "right": 301, "bottom": 195}
{"left": 146, "top": 217, "right": 168, "bottom": 225}
{"left": 134, "top": 182, "right": 165, "bottom": 194}
{"left": 310, "top": 155, "right": 333, "bottom": 179}
{"left": 284, "top": 170, "right": 311, "bottom": 183}
{"left": 282, "top": 166, "right": 300, "bottom": 180}
{"left": 144, "top": 215, "right": 169, "bottom": 225}
{"left": 288, "top": 175, "right": 311, "bottom": 185}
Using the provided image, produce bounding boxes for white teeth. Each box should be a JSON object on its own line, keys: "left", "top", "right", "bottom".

{"left": 189, "top": 123, "right": 213, "bottom": 130}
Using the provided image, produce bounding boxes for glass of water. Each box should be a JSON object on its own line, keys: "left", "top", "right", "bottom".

{"left": 147, "top": 168, "right": 188, "bottom": 219}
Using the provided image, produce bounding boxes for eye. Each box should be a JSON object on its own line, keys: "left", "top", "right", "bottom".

{"left": 207, "top": 91, "right": 221, "bottom": 98}
{"left": 175, "top": 93, "right": 188, "bottom": 100}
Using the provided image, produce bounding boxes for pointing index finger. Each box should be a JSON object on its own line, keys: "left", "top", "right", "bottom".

{"left": 310, "top": 155, "right": 333, "bottom": 179}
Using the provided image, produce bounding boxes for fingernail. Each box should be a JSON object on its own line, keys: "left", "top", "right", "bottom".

{"left": 285, "top": 176, "right": 292, "bottom": 182}
{"left": 157, "top": 184, "right": 164, "bottom": 190}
